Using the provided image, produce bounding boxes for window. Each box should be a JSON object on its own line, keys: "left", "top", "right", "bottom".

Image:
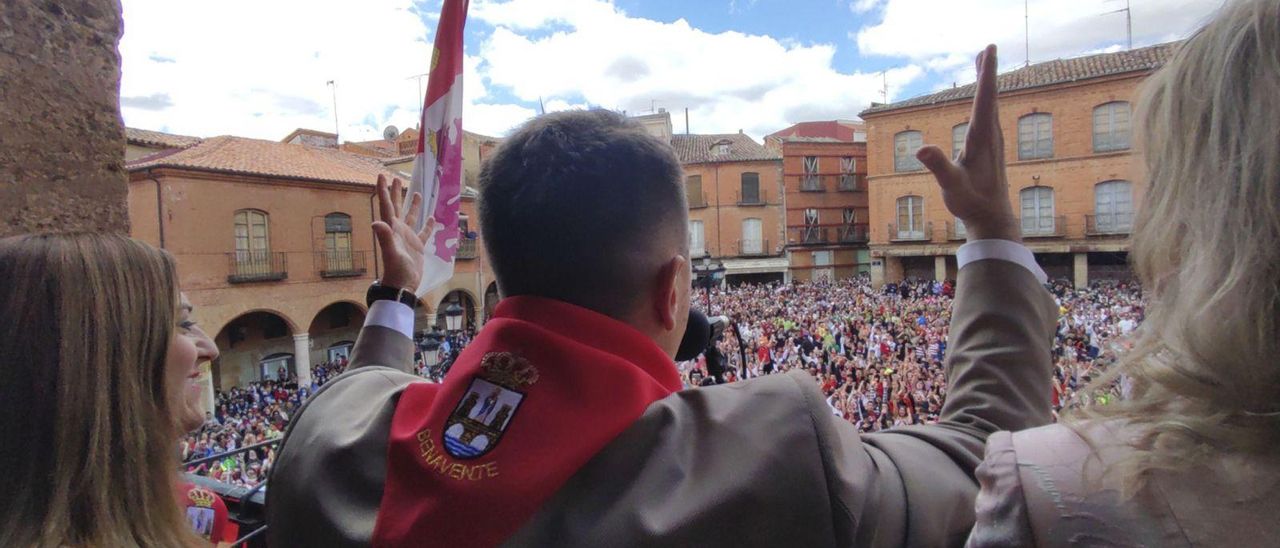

{"left": 712, "top": 141, "right": 731, "bottom": 156}
{"left": 1094, "top": 180, "right": 1133, "bottom": 233}
{"left": 839, "top": 156, "right": 857, "bottom": 191}
{"left": 839, "top": 208, "right": 861, "bottom": 242}
{"left": 686, "top": 175, "right": 704, "bottom": 207}
{"left": 741, "top": 218, "right": 763, "bottom": 254}
{"left": 234, "top": 209, "right": 270, "bottom": 256}
{"left": 1017, "top": 113, "right": 1053, "bottom": 160}
{"left": 323, "top": 212, "right": 353, "bottom": 271}
{"left": 951, "top": 123, "right": 969, "bottom": 159}
{"left": 1093, "top": 102, "right": 1131, "bottom": 152}
{"left": 689, "top": 220, "right": 705, "bottom": 256}
{"left": 801, "top": 156, "right": 821, "bottom": 191}
{"left": 812, "top": 251, "right": 833, "bottom": 282}
{"left": 1020, "top": 186, "right": 1056, "bottom": 235}
{"left": 740, "top": 172, "right": 761, "bottom": 204}
{"left": 803, "top": 208, "right": 822, "bottom": 243}
{"left": 894, "top": 131, "right": 924, "bottom": 172}
{"left": 895, "top": 196, "right": 925, "bottom": 240}
{"left": 953, "top": 217, "right": 967, "bottom": 239}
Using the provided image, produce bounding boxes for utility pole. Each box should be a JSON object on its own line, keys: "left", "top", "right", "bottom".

{"left": 326, "top": 80, "right": 340, "bottom": 142}
{"left": 1104, "top": 0, "right": 1133, "bottom": 50}
{"left": 1024, "top": 0, "right": 1031, "bottom": 67}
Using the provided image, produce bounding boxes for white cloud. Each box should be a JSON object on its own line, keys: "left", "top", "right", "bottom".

{"left": 850, "top": 0, "right": 884, "bottom": 14}
{"left": 471, "top": 0, "right": 921, "bottom": 139}
{"left": 855, "top": 0, "right": 1223, "bottom": 79}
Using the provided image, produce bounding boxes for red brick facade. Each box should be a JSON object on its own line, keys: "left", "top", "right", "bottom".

{"left": 780, "top": 139, "right": 870, "bottom": 282}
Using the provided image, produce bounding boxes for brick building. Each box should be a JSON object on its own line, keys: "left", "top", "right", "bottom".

{"left": 671, "top": 129, "right": 787, "bottom": 284}
{"left": 860, "top": 44, "right": 1175, "bottom": 287}
{"left": 125, "top": 129, "right": 497, "bottom": 392}
{"left": 766, "top": 121, "right": 871, "bottom": 282}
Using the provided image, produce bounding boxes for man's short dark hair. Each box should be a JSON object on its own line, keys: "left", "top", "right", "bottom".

{"left": 478, "top": 109, "right": 687, "bottom": 317}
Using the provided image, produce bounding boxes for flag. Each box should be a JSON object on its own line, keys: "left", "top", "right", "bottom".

{"left": 409, "top": 0, "right": 469, "bottom": 297}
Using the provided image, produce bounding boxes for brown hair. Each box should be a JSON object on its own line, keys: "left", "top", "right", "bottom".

{"left": 0, "top": 233, "right": 198, "bottom": 547}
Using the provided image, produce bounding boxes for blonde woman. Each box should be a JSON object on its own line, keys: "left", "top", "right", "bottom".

{"left": 0, "top": 233, "right": 201, "bottom": 547}
{"left": 960, "top": 1, "right": 1280, "bottom": 545}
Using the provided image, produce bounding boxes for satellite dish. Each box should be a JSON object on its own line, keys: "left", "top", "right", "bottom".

{"left": 383, "top": 125, "right": 399, "bottom": 140}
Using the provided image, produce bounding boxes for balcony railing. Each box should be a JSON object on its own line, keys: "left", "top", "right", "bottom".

{"left": 737, "top": 238, "right": 769, "bottom": 256}
{"left": 837, "top": 174, "right": 861, "bottom": 192}
{"left": 735, "top": 188, "right": 767, "bottom": 206}
{"left": 889, "top": 221, "right": 933, "bottom": 242}
{"left": 228, "top": 251, "right": 287, "bottom": 283}
{"left": 1085, "top": 214, "right": 1132, "bottom": 236}
{"left": 457, "top": 238, "right": 478, "bottom": 260}
{"left": 1019, "top": 215, "right": 1067, "bottom": 238}
{"left": 688, "top": 192, "right": 709, "bottom": 209}
{"left": 945, "top": 221, "right": 967, "bottom": 241}
{"left": 314, "top": 250, "right": 367, "bottom": 278}
{"left": 800, "top": 174, "right": 825, "bottom": 192}
{"left": 796, "top": 226, "right": 830, "bottom": 244}
{"left": 837, "top": 224, "right": 870, "bottom": 243}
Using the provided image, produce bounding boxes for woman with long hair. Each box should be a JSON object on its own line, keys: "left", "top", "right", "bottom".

{"left": 0, "top": 233, "right": 202, "bottom": 547}
{"left": 964, "top": 1, "right": 1280, "bottom": 545}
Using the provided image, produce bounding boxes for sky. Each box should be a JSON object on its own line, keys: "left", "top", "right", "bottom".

{"left": 118, "top": 0, "right": 1225, "bottom": 143}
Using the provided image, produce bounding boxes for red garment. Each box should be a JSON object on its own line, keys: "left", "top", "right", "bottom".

{"left": 373, "top": 296, "right": 683, "bottom": 547}
{"left": 177, "top": 481, "right": 238, "bottom": 545}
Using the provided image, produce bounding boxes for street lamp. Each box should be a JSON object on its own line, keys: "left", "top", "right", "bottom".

{"left": 692, "top": 252, "right": 726, "bottom": 311}
{"left": 443, "top": 301, "right": 465, "bottom": 333}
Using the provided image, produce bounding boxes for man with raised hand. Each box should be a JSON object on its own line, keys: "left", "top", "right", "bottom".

{"left": 268, "top": 45, "right": 1056, "bottom": 547}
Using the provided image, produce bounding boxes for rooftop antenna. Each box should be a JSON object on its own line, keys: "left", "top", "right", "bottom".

{"left": 650, "top": 99, "right": 661, "bottom": 114}
{"left": 406, "top": 72, "right": 429, "bottom": 119}
{"left": 1103, "top": 0, "right": 1133, "bottom": 50}
{"left": 1024, "top": 0, "right": 1031, "bottom": 67}
{"left": 326, "top": 80, "right": 340, "bottom": 142}
{"left": 879, "top": 71, "right": 888, "bottom": 102}
{"left": 538, "top": 96, "right": 546, "bottom": 115}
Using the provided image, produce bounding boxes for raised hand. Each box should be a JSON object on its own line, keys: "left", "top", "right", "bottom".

{"left": 371, "top": 174, "right": 436, "bottom": 293}
{"left": 916, "top": 45, "right": 1020, "bottom": 242}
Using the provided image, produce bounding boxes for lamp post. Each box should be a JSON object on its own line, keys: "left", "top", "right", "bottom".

{"left": 444, "top": 301, "right": 464, "bottom": 333}
{"left": 692, "top": 253, "right": 726, "bottom": 311}
{"left": 419, "top": 332, "right": 442, "bottom": 381}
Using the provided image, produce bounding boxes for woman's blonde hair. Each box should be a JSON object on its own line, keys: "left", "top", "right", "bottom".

{"left": 1075, "top": 0, "right": 1280, "bottom": 491}
{"left": 0, "top": 233, "right": 198, "bottom": 547}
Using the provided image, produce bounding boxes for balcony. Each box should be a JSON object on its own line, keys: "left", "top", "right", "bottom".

{"left": 315, "top": 250, "right": 367, "bottom": 278}
{"left": 1085, "top": 214, "right": 1132, "bottom": 236}
{"left": 737, "top": 238, "right": 770, "bottom": 256}
{"left": 688, "top": 191, "right": 709, "bottom": 209}
{"left": 889, "top": 221, "right": 933, "bottom": 242}
{"left": 799, "top": 175, "right": 826, "bottom": 192}
{"left": 227, "top": 251, "right": 287, "bottom": 283}
{"left": 945, "top": 221, "right": 967, "bottom": 241}
{"left": 457, "top": 238, "right": 478, "bottom": 260}
{"left": 795, "top": 226, "right": 831, "bottom": 244}
{"left": 837, "top": 224, "right": 870, "bottom": 243}
{"left": 1019, "top": 215, "right": 1067, "bottom": 238}
{"left": 735, "top": 188, "right": 768, "bottom": 206}
{"left": 837, "top": 174, "right": 861, "bottom": 192}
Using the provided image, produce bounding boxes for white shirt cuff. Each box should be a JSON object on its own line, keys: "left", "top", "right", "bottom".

{"left": 956, "top": 239, "right": 1048, "bottom": 284}
{"left": 364, "top": 300, "right": 415, "bottom": 338}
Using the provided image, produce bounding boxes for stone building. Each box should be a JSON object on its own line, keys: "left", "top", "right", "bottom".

{"left": 125, "top": 129, "right": 497, "bottom": 391}
{"left": 860, "top": 43, "right": 1175, "bottom": 288}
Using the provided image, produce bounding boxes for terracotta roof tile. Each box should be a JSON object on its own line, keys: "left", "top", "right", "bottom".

{"left": 126, "top": 135, "right": 400, "bottom": 186}
{"left": 860, "top": 42, "right": 1178, "bottom": 117}
{"left": 125, "top": 127, "right": 201, "bottom": 149}
{"left": 670, "top": 133, "right": 781, "bottom": 164}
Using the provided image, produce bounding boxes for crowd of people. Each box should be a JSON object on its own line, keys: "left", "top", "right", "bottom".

{"left": 179, "top": 360, "right": 346, "bottom": 487}
{"left": 683, "top": 275, "right": 1143, "bottom": 432}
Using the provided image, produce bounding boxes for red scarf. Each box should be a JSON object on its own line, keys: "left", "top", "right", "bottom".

{"left": 372, "top": 296, "right": 683, "bottom": 547}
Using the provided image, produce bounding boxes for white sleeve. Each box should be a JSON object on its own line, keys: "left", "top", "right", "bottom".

{"left": 363, "top": 300, "right": 415, "bottom": 339}
{"left": 956, "top": 239, "right": 1048, "bottom": 284}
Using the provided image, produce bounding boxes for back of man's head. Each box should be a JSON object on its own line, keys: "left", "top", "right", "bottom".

{"left": 479, "top": 109, "right": 688, "bottom": 319}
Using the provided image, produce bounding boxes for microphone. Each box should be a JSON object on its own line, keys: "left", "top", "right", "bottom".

{"left": 675, "top": 310, "right": 711, "bottom": 361}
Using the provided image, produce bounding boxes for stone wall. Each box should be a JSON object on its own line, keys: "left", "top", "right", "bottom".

{"left": 0, "top": 0, "right": 128, "bottom": 236}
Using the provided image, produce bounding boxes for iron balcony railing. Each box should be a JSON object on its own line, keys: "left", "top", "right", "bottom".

{"left": 837, "top": 174, "right": 861, "bottom": 192}
{"left": 838, "top": 224, "right": 870, "bottom": 243}
{"left": 800, "top": 174, "right": 825, "bottom": 192}
{"left": 735, "top": 188, "right": 768, "bottom": 206}
{"left": 889, "top": 221, "right": 933, "bottom": 242}
{"left": 797, "top": 226, "right": 830, "bottom": 244}
{"left": 945, "top": 220, "right": 967, "bottom": 241}
{"left": 314, "top": 250, "right": 367, "bottom": 278}
{"left": 1019, "top": 215, "right": 1067, "bottom": 238}
{"left": 228, "top": 251, "right": 287, "bottom": 283}
{"left": 457, "top": 238, "right": 478, "bottom": 260}
{"left": 737, "top": 238, "right": 769, "bottom": 256}
{"left": 1085, "top": 214, "right": 1132, "bottom": 236}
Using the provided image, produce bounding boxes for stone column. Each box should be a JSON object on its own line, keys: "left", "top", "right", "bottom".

{"left": 1073, "top": 253, "right": 1089, "bottom": 290}
{"left": 198, "top": 363, "right": 216, "bottom": 417}
{"left": 292, "top": 334, "right": 313, "bottom": 389}
{"left": 934, "top": 255, "right": 947, "bottom": 282}
{"left": 1, "top": 0, "right": 130, "bottom": 236}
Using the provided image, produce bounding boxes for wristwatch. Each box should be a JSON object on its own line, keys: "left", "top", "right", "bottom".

{"left": 366, "top": 281, "right": 418, "bottom": 308}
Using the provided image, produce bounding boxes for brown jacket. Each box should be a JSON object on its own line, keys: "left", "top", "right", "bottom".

{"left": 267, "top": 259, "right": 1058, "bottom": 547}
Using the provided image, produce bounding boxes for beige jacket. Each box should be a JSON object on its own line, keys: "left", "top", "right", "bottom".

{"left": 967, "top": 421, "right": 1280, "bottom": 547}
{"left": 267, "top": 259, "right": 1058, "bottom": 547}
